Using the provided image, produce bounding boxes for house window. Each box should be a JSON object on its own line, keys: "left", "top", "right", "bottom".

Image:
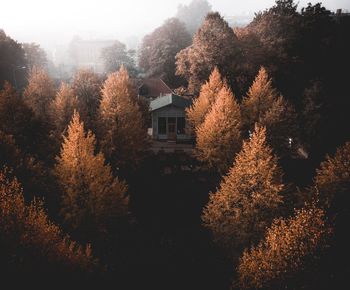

{"left": 177, "top": 117, "right": 186, "bottom": 135}
{"left": 158, "top": 117, "right": 166, "bottom": 134}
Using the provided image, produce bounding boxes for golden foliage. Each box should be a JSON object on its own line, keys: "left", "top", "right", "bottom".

{"left": 55, "top": 111, "right": 129, "bottom": 234}
{"left": 23, "top": 66, "right": 56, "bottom": 117}
{"left": 315, "top": 142, "right": 350, "bottom": 208}
{"left": 50, "top": 82, "right": 78, "bottom": 135}
{"left": 202, "top": 125, "right": 284, "bottom": 251}
{"left": 98, "top": 66, "right": 147, "bottom": 168}
{"left": 241, "top": 67, "right": 278, "bottom": 130}
{"left": 186, "top": 67, "right": 224, "bottom": 133}
{"left": 195, "top": 84, "right": 241, "bottom": 173}
{"left": 0, "top": 169, "right": 96, "bottom": 271}
{"left": 241, "top": 67, "right": 297, "bottom": 155}
{"left": 238, "top": 203, "right": 331, "bottom": 289}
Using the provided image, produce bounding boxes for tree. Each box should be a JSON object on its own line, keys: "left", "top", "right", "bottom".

{"left": 55, "top": 111, "right": 129, "bottom": 237}
{"left": 0, "top": 29, "right": 27, "bottom": 90}
{"left": 195, "top": 84, "right": 241, "bottom": 173}
{"left": 101, "top": 40, "right": 137, "bottom": 77}
{"left": 139, "top": 18, "right": 191, "bottom": 87}
{"left": 176, "top": 0, "right": 212, "bottom": 35}
{"left": 176, "top": 12, "right": 240, "bottom": 92}
{"left": 50, "top": 82, "right": 78, "bottom": 136}
{"left": 0, "top": 169, "right": 96, "bottom": 273}
{"left": 238, "top": 203, "right": 330, "bottom": 289}
{"left": 98, "top": 66, "right": 147, "bottom": 170}
{"left": 241, "top": 67, "right": 297, "bottom": 155}
{"left": 0, "top": 81, "right": 49, "bottom": 158}
{"left": 22, "top": 42, "right": 48, "bottom": 69}
{"left": 315, "top": 142, "right": 350, "bottom": 209}
{"left": 23, "top": 66, "right": 56, "bottom": 118}
{"left": 202, "top": 125, "right": 284, "bottom": 252}
{"left": 71, "top": 69, "right": 101, "bottom": 130}
{"left": 186, "top": 67, "right": 224, "bottom": 133}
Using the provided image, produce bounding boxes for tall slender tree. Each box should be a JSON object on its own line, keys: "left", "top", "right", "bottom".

{"left": 55, "top": 111, "right": 128, "bottom": 236}
{"left": 241, "top": 67, "right": 297, "bottom": 155}
{"left": 98, "top": 66, "right": 147, "bottom": 170}
{"left": 202, "top": 125, "right": 284, "bottom": 252}
{"left": 50, "top": 82, "right": 78, "bottom": 136}
{"left": 186, "top": 67, "right": 224, "bottom": 133}
{"left": 195, "top": 84, "right": 241, "bottom": 173}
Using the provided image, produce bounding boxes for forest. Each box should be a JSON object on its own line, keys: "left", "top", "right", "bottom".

{"left": 0, "top": 0, "right": 350, "bottom": 289}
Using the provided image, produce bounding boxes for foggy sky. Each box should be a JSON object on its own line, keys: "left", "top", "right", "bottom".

{"left": 1, "top": 0, "right": 349, "bottom": 50}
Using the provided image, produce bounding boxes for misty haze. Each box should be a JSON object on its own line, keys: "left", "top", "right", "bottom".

{"left": 1, "top": 0, "right": 350, "bottom": 288}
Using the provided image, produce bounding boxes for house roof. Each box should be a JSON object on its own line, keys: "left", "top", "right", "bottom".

{"left": 138, "top": 78, "right": 173, "bottom": 97}
{"left": 150, "top": 94, "right": 192, "bottom": 112}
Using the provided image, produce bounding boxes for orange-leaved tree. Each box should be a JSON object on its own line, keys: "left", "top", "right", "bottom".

{"left": 195, "top": 83, "right": 241, "bottom": 173}
{"left": 202, "top": 125, "right": 284, "bottom": 252}
{"left": 55, "top": 111, "right": 129, "bottom": 236}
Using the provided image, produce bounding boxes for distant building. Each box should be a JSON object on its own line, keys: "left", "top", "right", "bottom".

{"left": 68, "top": 38, "right": 116, "bottom": 73}
{"left": 138, "top": 78, "right": 173, "bottom": 100}
{"left": 150, "top": 93, "right": 192, "bottom": 142}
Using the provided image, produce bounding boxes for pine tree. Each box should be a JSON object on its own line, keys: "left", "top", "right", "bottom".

{"left": 241, "top": 67, "right": 278, "bottom": 132}
{"left": 315, "top": 142, "right": 350, "bottom": 209}
{"left": 202, "top": 125, "right": 284, "bottom": 252}
{"left": 241, "top": 67, "right": 297, "bottom": 155}
{"left": 195, "top": 84, "right": 241, "bottom": 173}
{"left": 50, "top": 82, "right": 78, "bottom": 136}
{"left": 55, "top": 111, "right": 128, "bottom": 236}
{"left": 98, "top": 66, "right": 147, "bottom": 169}
{"left": 186, "top": 67, "right": 224, "bottom": 133}
{"left": 23, "top": 66, "right": 56, "bottom": 117}
{"left": 0, "top": 169, "right": 96, "bottom": 272}
{"left": 238, "top": 202, "right": 330, "bottom": 289}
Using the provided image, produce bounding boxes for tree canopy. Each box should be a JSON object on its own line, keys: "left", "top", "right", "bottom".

{"left": 139, "top": 18, "right": 191, "bottom": 88}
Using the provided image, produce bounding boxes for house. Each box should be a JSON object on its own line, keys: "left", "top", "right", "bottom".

{"left": 138, "top": 78, "right": 173, "bottom": 100}
{"left": 150, "top": 93, "right": 192, "bottom": 142}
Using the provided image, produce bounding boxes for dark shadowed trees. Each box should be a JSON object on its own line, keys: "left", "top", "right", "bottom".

{"left": 0, "top": 169, "right": 97, "bottom": 273}
{"left": 315, "top": 142, "right": 350, "bottom": 209}
{"left": 71, "top": 69, "right": 101, "bottom": 130}
{"left": 139, "top": 18, "right": 191, "bottom": 88}
{"left": 0, "top": 29, "right": 27, "bottom": 89}
{"left": 0, "top": 82, "right": 49, "bottom": 158}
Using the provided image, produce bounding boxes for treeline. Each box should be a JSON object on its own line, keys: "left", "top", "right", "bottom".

{"left": 0, "top": 66, "right": 147, "bottom": 278}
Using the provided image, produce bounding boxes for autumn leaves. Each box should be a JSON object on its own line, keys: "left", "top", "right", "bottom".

{"left": 189, "top": 67, "right": 332, "bottom": 289}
